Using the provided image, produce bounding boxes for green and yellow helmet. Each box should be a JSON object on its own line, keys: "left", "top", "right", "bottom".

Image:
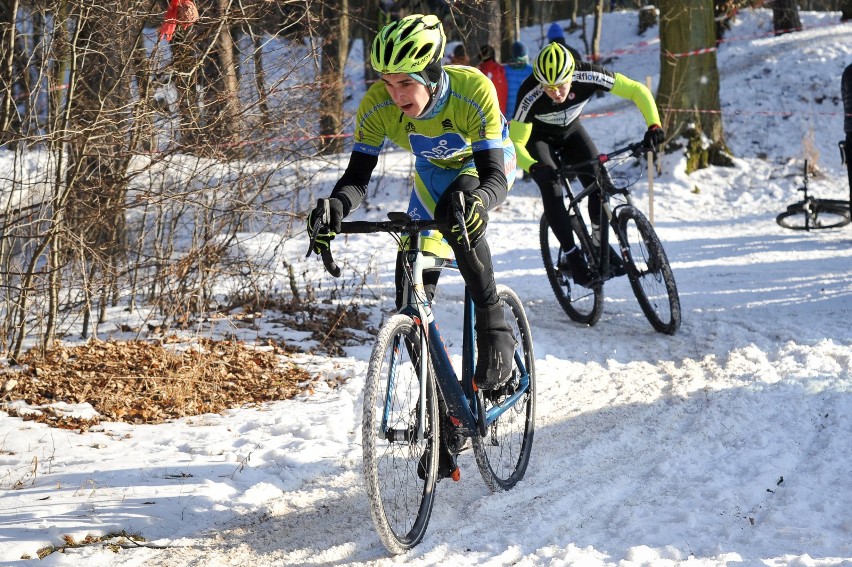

{"left": 370, "top": 14, "right": 446, "bottom": 76}
{"left": 533, "top": 42, "right": 575, "bottom": 86}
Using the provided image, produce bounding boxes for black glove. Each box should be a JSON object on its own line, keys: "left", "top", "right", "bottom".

{"left": 449, "top": 192, "right": 488, "bottom": 247}
{"left": 529, "top": 162, "right": 558, "bottom": 186}
{"left": 307, "top": 198, "right": 344, "bottom": 255}
{"left": 643, "top": 124, "right": 665, "bottom": 149}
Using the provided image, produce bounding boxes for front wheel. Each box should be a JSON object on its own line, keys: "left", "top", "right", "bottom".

{"left": 617, "top": 206, "right": 681, "bottom": 335}
{"left": 539, "top": 214, "right": 603, "bottom": 326}
{"left": 776, "top": 200, "right": 851, "bottom": 230}
{"left": 362, "top": 314, "right": 440, "bottom": 554}
{"left": 473, "top": 285, "right": 536, "bottom": 492}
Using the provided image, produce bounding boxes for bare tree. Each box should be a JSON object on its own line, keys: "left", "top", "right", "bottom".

{"left": 317, "top": 0, "right": 349, "bottom": 155}
{"left": 590, "top": 0, "right": 603, "bottom": 61}
{"left": 61, "top": 1, "right": 139, "bottom": 342}
{"left": 500, "top": 0, "right": 517, "bottom": 61}
{"left": 656, "top": 0, "right": 731, "bottom": 172}
{"left": 772, "top": 0, "right": 802, "bottom": 36}
{"left": 842, "top": 0, "right": 852, "bottom": 21}
{"left": 0, "top": 0, "right": 373, "bottom": 357}
{"left": 0, "top": 0, "right": 22, "bottom": 146}
{"left": 463, "top": 0, "right": 501, "bottom": 61}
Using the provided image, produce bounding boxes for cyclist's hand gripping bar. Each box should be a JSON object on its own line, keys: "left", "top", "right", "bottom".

{"left": 452, "top": 192, "right": 485, "bottom": 273}
{"left": 305, "top": 198, "right": 342, "bottom": 278}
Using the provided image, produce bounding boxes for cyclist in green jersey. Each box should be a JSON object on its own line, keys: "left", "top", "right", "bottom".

{"left": 307, "top": 14, "right": 518, "bottom": 391}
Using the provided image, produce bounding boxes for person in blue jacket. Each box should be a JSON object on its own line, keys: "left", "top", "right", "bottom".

{"left": 504, "top": 41, "right": 533, "bottom": 117}
{"left": 545, "top": 22, "right": 583, "bottom": 62}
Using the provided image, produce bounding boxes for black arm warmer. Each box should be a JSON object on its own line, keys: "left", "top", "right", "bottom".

{"left": 472, "top": 147, "right": 509, "bottom": 211}
{"left": 329, "top": 151, "right": 379, "bottom": 216}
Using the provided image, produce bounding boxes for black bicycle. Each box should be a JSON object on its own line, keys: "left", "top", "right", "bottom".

{"left": 539, "top": 140, "right": 681, "bottom": 335}
{"left": 775, "top": 159, "right": 851, "bottom": 231}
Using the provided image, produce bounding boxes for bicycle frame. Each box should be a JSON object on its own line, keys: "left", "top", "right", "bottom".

{"left": 554, "top": 149, "right": 637, "bottom": 281}
{"left": 394, "top": 229, "right": 531, "bottom": 439}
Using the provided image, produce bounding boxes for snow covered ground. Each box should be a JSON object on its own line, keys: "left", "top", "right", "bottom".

{"left": 1, "top": 9, "right": 851, "bottom": 567}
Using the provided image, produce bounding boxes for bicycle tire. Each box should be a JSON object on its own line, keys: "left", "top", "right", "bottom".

{"left": 776, "top": 200, "right": 851, "bottom": 230}
{"left": 539, "top": 214, "right": 603, "bottom": 326}
{"left": 617, "top": 206, "right": 681, "bottom": 335}
{"left": 472, "top": 285, "right": 536, "bottom": 492}
{"left": 362, "top": 314, "right": 439, "bottom": 554}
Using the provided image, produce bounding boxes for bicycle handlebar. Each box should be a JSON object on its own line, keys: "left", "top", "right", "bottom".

{"left": 558, "top": 140, "right": 652, "bottom": 176}
{"left": 306, "top": 199, "right": 482, "bottom": 277}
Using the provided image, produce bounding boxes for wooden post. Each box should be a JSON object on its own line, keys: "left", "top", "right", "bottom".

{"left": 646, "top": 75, "right": 655, "bottom": 226}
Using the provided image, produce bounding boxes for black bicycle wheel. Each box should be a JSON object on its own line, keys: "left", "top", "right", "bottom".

{"left": 472, "top": 285, "right": 536, "bottom": 492}
{"left": 362, "top": 314, "right": 439, "bottom": 554}
{"left": 539, "top": 214, "right": 603, "bottom": 326}
{"left": 776, "top": 200, "right": 851, "bottom": 230}
{"left": 617, "top": 206, "right": 681, "bottom": 335}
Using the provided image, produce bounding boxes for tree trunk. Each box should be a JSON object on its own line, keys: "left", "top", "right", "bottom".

{"left": 465, "top": 0, "right": 501, "bottom": 63}
{"left": 657, "top": 0, "right": 731, "bottom": 172}
{"left": 359, "top": 0, "right": 381, "bottom": 91}
{"left": 569, "top": 0, "right": 579, "bottom": 27}
{"left": 64, "top": 1, "right": 135, "bottom": 339}
{"left": 841, "top": 0, "right": 852, "bottom": 21}
{"left": 0, "top": 0, "right": 21, "bottom": 146}
{"left": 590, "top": 0, "right": 603, "bottom": 62}
{"left": 202, "top": 0, "right": 244, "bottom": 158}
{"left": 500, "top": 0, "right": 517, "bottom": 62}
{"left": 318, "top": 0, "right": 349, "bottom": 155}
{"left": 772, "top": 0, "right": 802, "bottom": 36}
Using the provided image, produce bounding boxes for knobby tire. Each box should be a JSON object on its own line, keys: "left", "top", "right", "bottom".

{"left": 775, "top": 200, "right": 851, "bottom": 230}
{"left": 472, "top": 285, "right": 537, "bottom": 492}
{"left": 362, "top": 314, "right": 439, "bottom": 554}
{"left": 539, "top": 214, "right": 603, "bottom": 326}
{"left": 617, "top": 206, "right": 681, "bottom": 335}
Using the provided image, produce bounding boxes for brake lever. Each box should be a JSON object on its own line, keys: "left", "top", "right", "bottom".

{"left": 305, "top": 199, "right": 342, "bottom": 277}
{"left": 452, "top": 192, "right": 485, "bottom": 273}
{"left": 305, "top": 198, "right": 329, "bottom": 259}
{"left": 452, "top": 192, "right": 471, "bottom": 250}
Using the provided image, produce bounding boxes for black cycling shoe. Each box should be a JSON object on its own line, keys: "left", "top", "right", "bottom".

{"left": 474, "top": 303, "right": 516, "bottom": 391}
{"left": 559, "top": 246, "right": 593, "bottom": 287}
{"left": 605, "top": 245, "right": 627, "bottom": 277}
{"left": 417, "top": 441, "right": 459, "bottom": 481}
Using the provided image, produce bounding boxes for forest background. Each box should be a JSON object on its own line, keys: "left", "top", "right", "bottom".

{"left": 0, "top": 0, "right": 850, "bottom": 414}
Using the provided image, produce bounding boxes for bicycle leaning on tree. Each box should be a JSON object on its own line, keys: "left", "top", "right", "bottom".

{"left": 307, "top": 196, "right": 536, "bottom": 554}
{"left": 540, "top": 140, "right": 681, "bottom": 335}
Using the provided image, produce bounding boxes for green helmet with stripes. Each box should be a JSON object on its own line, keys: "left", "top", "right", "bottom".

{"left": 533, "top": 42, "right": 576, "bottom": 86}
{"left": 370, "top": 14, "right": 446, "bottom": 76}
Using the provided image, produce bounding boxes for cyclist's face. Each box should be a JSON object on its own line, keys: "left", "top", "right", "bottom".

{"left": 541, "top": 80, "right": 572, "bottom": 103}
{"left": 382, "top": 74, "right": 430, "bottom": 117}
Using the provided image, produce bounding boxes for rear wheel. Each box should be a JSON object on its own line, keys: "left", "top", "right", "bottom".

{"left": 362, "top": 314, "right": 439, "bottom": 554}
{"left": 539, "top": 214, "right": 603, "bottom": 326}
{"left": 776, "top": 200, "right": 851, "bottom": 230}
{"left": 617, "top": 206, "right": 681, "bottom": 335}
{"left": 473, "top": 285, "right": 536, "bottom": 492}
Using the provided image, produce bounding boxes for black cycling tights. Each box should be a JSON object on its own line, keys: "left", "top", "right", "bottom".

{"left": 528, "top": 124, "right": 611, "bottom": 249}
{"left": 395, "top": 174, "right": 500, "bottom": 311}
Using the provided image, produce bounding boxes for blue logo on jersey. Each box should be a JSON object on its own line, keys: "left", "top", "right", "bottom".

{"left": 409, "top": 132, "right": 467, "bottom": 161}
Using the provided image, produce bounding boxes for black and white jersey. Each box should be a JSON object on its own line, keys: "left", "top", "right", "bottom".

{"left": 511, "top": 60, "right": 616, "bottom": 141}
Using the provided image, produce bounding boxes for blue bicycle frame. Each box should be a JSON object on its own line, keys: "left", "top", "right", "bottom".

{"left": 390, "top": 230, "right": 532, "bottom": 440}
